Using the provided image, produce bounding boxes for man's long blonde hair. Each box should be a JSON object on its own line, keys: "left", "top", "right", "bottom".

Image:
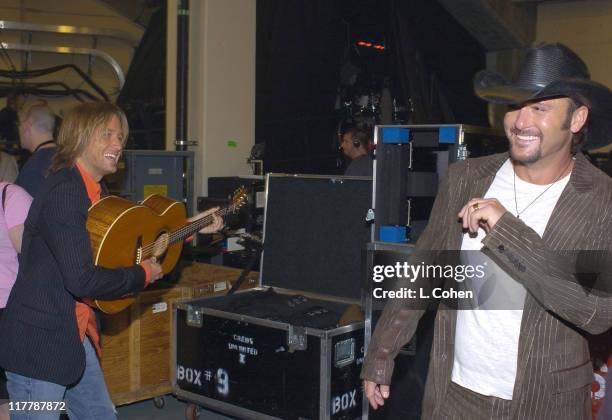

{"left": 51, "top": 102, "right": 128, "bottom": 171}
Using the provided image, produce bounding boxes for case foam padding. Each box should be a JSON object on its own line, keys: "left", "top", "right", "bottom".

{"left": 262, "top": 176, "right": 371, "bottom": 299}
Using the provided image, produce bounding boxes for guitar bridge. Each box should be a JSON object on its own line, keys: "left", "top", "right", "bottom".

{"left": 134, "top": 236, "right": 143, "bottom": 264}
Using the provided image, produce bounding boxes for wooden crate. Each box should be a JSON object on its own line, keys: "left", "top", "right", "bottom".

{"left": 101, "top": 262, "right": 258, "bottom": 406}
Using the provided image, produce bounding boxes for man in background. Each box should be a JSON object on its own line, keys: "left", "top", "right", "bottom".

{"left": 0, "top": 94, "right": 20, "bottom": 147}
{"left": 339, "top": 125, "right": 373, "bottom": 177}
{"left": 16, "top": 104, "right": 57, "bottom": 196}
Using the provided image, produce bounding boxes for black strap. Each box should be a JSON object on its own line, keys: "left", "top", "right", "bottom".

{"left": 33, "top": 139, "right": 55, "bottom": 153}
{"left": 1, "top": 183, "right": 9, "bottom": 213}
{"left": 226, "top": 241, "right": 263, "bottom": 296}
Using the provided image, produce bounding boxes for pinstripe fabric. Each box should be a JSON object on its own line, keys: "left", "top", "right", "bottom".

{"left": 361, "top": 152, "right": 612, "bottom": 419}
{"left": 0, "top": 167, "right": 146, "bottom": 386}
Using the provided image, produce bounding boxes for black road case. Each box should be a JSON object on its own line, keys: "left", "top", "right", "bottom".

{"left": 173, "top": 174, "right": 372, "bottom": 419}
{"left": 372, "top": 124, "right": 506, "bottom": 243}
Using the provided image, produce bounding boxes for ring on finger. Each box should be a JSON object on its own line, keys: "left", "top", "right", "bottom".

{"left": 472, "top": 202, "right": 479, "bottom": 210}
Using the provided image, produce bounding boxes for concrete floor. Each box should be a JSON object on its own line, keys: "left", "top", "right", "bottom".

{"left": 116, "top": 394, "right": 234, "bottom": 420}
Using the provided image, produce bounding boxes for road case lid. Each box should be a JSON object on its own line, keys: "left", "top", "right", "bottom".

{"left": 261, "top": 174, "right": 372, "bottom": 300}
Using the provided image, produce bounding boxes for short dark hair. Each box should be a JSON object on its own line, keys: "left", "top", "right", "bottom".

{"left": 564, "top": 98, "right": 588, "bottom": 154}
{"left": 341, "top": 126, "right": 370, "bottom": 149}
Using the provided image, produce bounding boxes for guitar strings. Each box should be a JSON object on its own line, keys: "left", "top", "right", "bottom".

{"left": 138, "top": 206, "right": 235, "bottom": 259}
{"left": 139, "top": 186, "right": 246, "bottom": 258}
{"left": 140, "top": 207, "right": 230, "bottom": 257}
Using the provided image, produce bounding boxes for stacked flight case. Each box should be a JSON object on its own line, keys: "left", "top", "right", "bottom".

{"left": 365, "top": 124, "right": 505, "bottom": 419}
{"left": 372, "top": 124, "right": 505, "bottom": 243}
{"left": 173, "top": 174, "right": 373, "bottom": 419}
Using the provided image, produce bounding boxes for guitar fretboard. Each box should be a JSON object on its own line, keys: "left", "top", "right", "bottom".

{"left": 138, "top": 205, "right": 237, "bottom": 260}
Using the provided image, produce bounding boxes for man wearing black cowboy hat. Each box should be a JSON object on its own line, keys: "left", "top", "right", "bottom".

{"left": 361, "top": 42, "right": 612, "bottom": 419}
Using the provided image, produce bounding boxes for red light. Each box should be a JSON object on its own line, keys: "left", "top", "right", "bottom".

{"left": 356, "top": 40, "right": 385, "bottom": 51}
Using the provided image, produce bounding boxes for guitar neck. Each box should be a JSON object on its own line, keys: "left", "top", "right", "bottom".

{"left": 170, "top": 206, "right": 231, "bottom": 244}
{"left": 139, "top": 206, "right": 232, "bottom": 261}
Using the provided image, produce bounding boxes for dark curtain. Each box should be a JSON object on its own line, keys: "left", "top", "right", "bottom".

{"left": 117, "top": 4, "right": 167, "bottom": 150}
{"left": 257, "top": 0, "right": 345, "bottom": 174}
{"left": 388, "top": 0, "right": 488, "bottom": 125}
{"left": 256, "top": 0, "right": 488, "bottom": 174}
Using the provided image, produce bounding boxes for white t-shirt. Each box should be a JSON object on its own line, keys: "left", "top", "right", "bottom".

{"left": 451, "top": 159, "right": 571, "bottom": 399}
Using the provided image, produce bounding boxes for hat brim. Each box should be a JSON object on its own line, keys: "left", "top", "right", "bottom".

{"left": 473, "top": 70, "right": 537, "bottom": 104}
{"left": 474, "top": 70, "right": 612, "bottom": 150}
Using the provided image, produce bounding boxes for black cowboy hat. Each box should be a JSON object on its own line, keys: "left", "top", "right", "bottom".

{"left": 474, "top": 43, "right": 612, "bottom": 150}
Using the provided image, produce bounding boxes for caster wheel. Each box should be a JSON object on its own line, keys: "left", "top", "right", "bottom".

{"left": 153, "top": 396, "right": 165, "bottom": 409}
{"left": 185, "top": 403, "right": 201, "bottom": 420}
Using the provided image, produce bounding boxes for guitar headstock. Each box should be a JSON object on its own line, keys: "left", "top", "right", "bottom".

{"left": 229, "top": 186, "right": 249, "bottom": 213}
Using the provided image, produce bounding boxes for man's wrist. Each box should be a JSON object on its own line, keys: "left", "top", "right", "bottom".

{"left": 139, "top": 262, "right": 152, "bottom": 286}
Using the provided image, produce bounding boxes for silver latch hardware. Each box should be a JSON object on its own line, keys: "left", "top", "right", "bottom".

{"left": 457, "top": 144, "right": 469, "bottom": 161}
{"left": 365, "top": 209, "right": 375, "bottom": 222}
{"left": 186, "top": 305, "right": 203, "bottom": 328}
{"left": 287, "top": 325, "right": 307, "bottom": 352}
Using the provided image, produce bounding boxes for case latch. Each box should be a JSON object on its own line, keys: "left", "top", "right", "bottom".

{"left": 287, "top": 325, "right": 307, "bottom": 352}
{"left": 186, "top": 305, "right": 203, "bottom": 328}
{"left": 457, "top": 144, "right": 469, "bottom": 161}
{"left": 365, "top": 208, "right": 375, "bottom": 222}
{"left": 334, "top": 337, "right": 356, "bottom": 368}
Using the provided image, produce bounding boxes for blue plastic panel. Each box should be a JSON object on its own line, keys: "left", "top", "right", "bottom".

{"left": 379, "top": 225, "right": 407, "bottom": 243}
{"left": 381, "top": 127, "right": 410, "bottom": 144}
{"left": 438, "top": 127, "right": 458, "bottom": 144}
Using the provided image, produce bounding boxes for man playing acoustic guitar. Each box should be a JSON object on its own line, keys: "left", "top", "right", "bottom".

{"left": 0, "top": 102, "right": 223, "bottom": 419}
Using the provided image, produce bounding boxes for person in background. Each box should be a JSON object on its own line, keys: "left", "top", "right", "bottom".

{"left": 0, "top": 152, "right": 17, "bottom": 183}
{"left": 16, "top": 104, "right": 57, "bottom": 197}
{"left": 0, "top": 181, "right": 32, "bottom": 420}
{"left": 0, "top": 94, "right": 21, "bottom": 183}
{"left": 339, "top": 125, "right": 373, "bottom": 177}
{"left": 0, "top": 94, "right": 20, "bottom": 147}
{"left": 598, "top": 371, "right": 612, "bottom": 419}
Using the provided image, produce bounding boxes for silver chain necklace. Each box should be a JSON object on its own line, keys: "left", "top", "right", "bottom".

{"left": 512, "top": 159, "right": 573, "bottom": 219}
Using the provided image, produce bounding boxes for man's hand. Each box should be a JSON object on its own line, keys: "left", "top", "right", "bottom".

{"left": 458, "top": 198, "right": 507, "bottom": 234}
{"left": 142, "top": 257, "right": 163, "bottom": 283}
{"left": 188, "top": 207, "right": 224, "bottom": 234}
{"left": 364, "top": 380, "right": 390, "bottom": 410}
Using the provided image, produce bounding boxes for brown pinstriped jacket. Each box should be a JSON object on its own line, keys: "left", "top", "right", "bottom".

{"left": 361, "top": 152, "right": 612, "bottom": 419}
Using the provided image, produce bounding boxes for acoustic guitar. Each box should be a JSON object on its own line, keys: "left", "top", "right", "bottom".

{"left": 86, "top": 187, "right": 248, "bottom": 314}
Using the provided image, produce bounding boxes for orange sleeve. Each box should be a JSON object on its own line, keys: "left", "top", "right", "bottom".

{"left": 139, "top": 262, "right": 152, "bottom": 287}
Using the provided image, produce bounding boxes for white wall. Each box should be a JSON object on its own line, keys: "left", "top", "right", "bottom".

{"left": 537, "top": 1, "right": 612, "bottom": 152}
{"left": 186, "top": 0, "right": 256, "bottom": 198}
{"left": 537, "top": 1, "right": 612, "bottom": 90}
